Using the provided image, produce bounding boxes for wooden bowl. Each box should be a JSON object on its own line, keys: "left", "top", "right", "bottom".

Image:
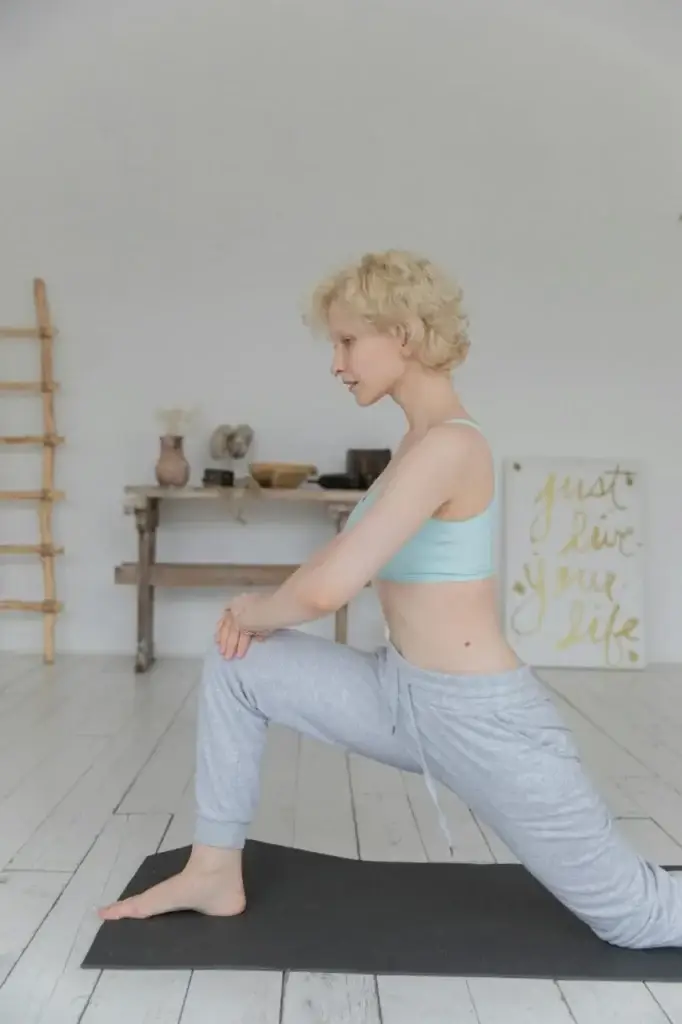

{"left": 249, "top": 462, "right": 317, "bottom": 489}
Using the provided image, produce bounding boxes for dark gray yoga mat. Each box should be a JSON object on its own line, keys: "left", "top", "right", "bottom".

{"left": 81, "top": 840, "right": 682, "bottom": 980}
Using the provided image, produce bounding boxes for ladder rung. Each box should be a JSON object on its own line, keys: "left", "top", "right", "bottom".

{"left": 0, "top": 599, "right": 63, "bottom": 613}
{"left": 0, "top": 381, "right": 59, "bottom": 393}
{"left": 0, "top": 434, "right": 64, "bottom": 446}
{"left": 0, "top": 490, "right": 65, "bottom": 501}
{"left": 0, "top": 327, "right": 40, "bottom": 339}
{"left": 0, "top": 544, "right": 64, "bottom": 555}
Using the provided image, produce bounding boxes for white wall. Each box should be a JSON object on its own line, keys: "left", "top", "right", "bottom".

{"left": 1, "top": 0, "right": 681, "bottom": 662}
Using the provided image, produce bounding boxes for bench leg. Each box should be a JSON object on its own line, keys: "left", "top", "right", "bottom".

{"left": 134, "top": 498, "right": 158, "bottom": 672}
{"left": 334, "top": 604, "right": 348, "bottom": 644}
{"left": 332, "top": 506, "right": 351, "bottom": 645}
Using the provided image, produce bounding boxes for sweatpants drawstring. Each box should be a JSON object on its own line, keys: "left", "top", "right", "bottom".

{"left": 387, "top": 655, "right": 455, "bottom": 858}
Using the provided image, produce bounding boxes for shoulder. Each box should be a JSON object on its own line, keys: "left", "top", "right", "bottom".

{"left": 406, "top": 419, "right": 489, "bottom": 470}
{"left": 377, "top": 421, "right": 485, "bottom": 502}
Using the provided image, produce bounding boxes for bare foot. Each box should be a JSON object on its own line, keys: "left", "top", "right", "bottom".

{"left": 98, "top": 847, "right": 245, "bottom": 921}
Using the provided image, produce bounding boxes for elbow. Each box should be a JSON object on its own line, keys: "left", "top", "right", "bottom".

{"left": 304, "top": 585, "right": 346, "bottom": 618}
{"left": 311, "top": 591, "right": 346, "bottom": 617}
{"left": 302, "top": 572, "right": 355, "bottom": 618}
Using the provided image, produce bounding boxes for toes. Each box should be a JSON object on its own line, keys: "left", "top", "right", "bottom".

{"left": 98, "top": 898, "right": 141, "bottom": 920}
{"left": 98, "top": 903, "right": 122, "bottom": 920}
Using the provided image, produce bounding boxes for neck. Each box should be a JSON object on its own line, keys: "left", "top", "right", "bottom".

{"left": 390, "top": 364, "right": 468, "bottom": 433}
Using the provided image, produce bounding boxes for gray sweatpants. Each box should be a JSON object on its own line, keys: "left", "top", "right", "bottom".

{"left": 194, "top": 627, "right": 682, "bottom": 950}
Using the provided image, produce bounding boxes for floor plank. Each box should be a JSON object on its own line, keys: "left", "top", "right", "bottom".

{"left": 281, "top": 973, "right": 381, "bottom": 1024}
{"left": 0, "top": 659, "right": 112, "bottom": 800}
{"left": 249, "top": 724, "right": 300, "bottom": 847}
{"left": 547, "top": 670, "right": 682, "bottom": 788}
{"left": 8, "top": 661, "right": 195, "bottom": 871}
{"left": 81, "top": 972, "right": 190, "bottom": 1024}
{"left": 0, "top": 869, "right": 70, "bottom": 986}
{"left": 295, "top": 736, "right": 357, "bottom": 858}
{"left": 617, "top": 817, "right": 682, "bottom": 865}
{"left": 402, "top": 772, "right": 494, "bottom": 863}
{"left": 117, "top": 696, "right": 196, "bottom": 815}
{"left": 467, "top": 978, "right": 576, "bottom": 1023}
{"left": 0, "top": 813, "right": 171, "bottom": 1024}
{"left": 647, "top": 983, "right": 682, "bottom": 1023}
{"left": 559, "top": 980, "right": 673, "bottom": 1024}
{"left": 0, "top": 734, "right": 109, "bottom": 868}
{"left": 180, "top": 973, "right": 283, "bottom": 1023}
{"left": 619, "top": 777, "right": 682, "bottom": 849}
{"left": 378, "top": 976, "right": 479, "bottom": 1023}
{"left": 350, "top": 754, "right": 426, "bottom": 862}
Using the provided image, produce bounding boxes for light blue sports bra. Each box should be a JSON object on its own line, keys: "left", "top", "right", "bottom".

{"left": 343, "top": 418, "right": 495, "bottom": 582}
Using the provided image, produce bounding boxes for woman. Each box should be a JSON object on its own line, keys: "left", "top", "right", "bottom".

{"left": 99, "top": 250, "right": 682, "bottom": 949}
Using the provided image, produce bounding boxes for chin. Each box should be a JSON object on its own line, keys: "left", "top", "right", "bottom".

{"left": 354, "top": 389, "right": 380, "bottom": 407}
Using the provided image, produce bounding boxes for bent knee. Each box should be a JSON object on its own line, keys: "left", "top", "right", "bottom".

{"left": 200, "top": 635, "right": 276, "bottom": 701}
{"left": 201, "top": 641, "right": 245, "bottom": 688}
{"left": 599, "top": 928, "right": 655, "bottom": 950}
{"left": 592, "top": 913, "right": 680, "bottom": 951}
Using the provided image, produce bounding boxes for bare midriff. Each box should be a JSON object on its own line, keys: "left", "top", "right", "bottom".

{"left": 376, "top": 575, "right": 522, "bottom": 675}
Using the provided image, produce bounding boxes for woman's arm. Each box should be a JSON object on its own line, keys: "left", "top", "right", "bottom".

{"left": 229, "top": 424, "right": 474, "bottom": 634}
{"left": 228, "top": 532, "right": 348, "bottom": 633}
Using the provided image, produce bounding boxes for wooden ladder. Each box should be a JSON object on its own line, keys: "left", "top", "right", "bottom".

{"left": 0, "top": 279, "right": 64, "bottom": 663}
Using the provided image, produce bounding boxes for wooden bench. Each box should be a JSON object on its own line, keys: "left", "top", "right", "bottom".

{"left": 116, "top": 483, "right": 364, "bottom": 672}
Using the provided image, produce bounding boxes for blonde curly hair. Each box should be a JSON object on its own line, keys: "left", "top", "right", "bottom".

{"left": 305, "top": 249, "right": 470, "bottom": 372}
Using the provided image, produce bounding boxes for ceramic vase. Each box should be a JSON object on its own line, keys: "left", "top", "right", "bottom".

{"left": 155, "top": 434, "right": 190, "bottom": 487}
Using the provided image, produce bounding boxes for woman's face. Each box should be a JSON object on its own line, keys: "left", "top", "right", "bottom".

{"left": 326, "top": 301, "right": 406, "bottom": 407}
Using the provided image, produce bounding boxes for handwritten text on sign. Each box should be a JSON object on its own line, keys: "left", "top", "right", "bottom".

{"left": 503, "top": 459, "right": 645, "bottom": 669}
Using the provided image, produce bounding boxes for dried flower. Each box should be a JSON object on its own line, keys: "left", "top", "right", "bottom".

{"left": 155, "top": 406, "right": 197, "bottom": 436}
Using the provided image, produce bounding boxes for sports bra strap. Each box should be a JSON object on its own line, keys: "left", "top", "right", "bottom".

{"left": 444, "top": 417, "right": 483, "bottom": 432}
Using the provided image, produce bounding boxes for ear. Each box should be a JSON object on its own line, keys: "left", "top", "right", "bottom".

{"left": 389, "top": 322, "right": 409, "bottom": 348}
{"left": 390, "top": 321, "right": 414, "bottom": 356}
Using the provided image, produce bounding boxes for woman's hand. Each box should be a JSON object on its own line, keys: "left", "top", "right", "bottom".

{"left": 215, "top": 592, "right": 272, "bottom": 659}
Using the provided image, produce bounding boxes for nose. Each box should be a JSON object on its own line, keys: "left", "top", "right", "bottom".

{"left": 330, "top": 344, "right": 345, "bottom": 377}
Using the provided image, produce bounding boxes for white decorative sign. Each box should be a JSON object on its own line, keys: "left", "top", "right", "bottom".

{"left": 502, "top": 457, "right": 645, "bottom": 669}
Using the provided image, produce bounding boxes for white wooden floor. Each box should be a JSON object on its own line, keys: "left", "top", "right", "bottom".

{"left": 2, "top": 652, "right": 682, "bottom": 1023}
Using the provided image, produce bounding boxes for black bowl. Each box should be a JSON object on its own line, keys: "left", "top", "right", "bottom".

{"left": 315, "top": 473, "right": 361, "bottom": 490}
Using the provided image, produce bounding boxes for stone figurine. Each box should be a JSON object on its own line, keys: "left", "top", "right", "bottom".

{"left": 209, "top": 424, "right": 255, "bottom": 462}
